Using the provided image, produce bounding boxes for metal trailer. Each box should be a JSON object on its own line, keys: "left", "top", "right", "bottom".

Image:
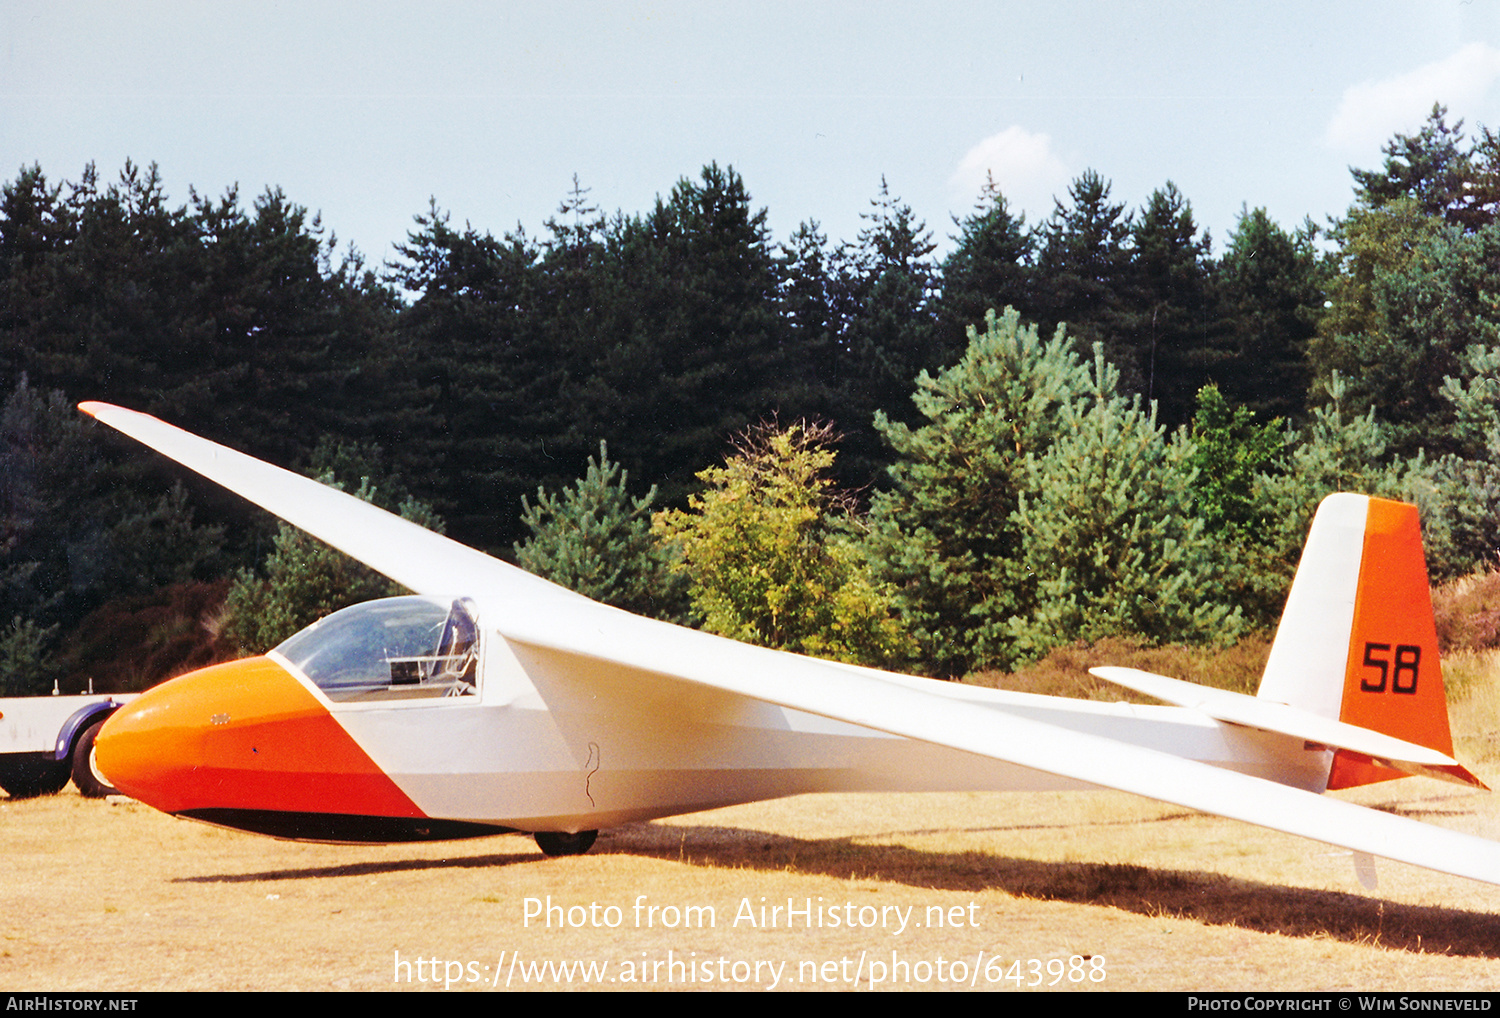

{"left": 0, "top": 692, "right": 138, "bottom": 798}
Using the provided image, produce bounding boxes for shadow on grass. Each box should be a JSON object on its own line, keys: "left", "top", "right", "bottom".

{"left": 171, "top": 805, "right": 1500, "bottom": 958}
{"left": 596, "top": 821, "right": 1500, "bottom": 959}
{"left": 176, "top": 848, "right": 544, "bottom": 883}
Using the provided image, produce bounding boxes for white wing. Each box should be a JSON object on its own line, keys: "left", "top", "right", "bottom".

{"left": 82, "top": 402, "right": 1500, "bottom": 886}
{"left": 81, "top": 402, "right": 578, "bottom": 603}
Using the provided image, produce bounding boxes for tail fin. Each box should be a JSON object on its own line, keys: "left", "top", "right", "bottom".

{"left": 1258, "top": 494, "right": 1471, "bottom": 790}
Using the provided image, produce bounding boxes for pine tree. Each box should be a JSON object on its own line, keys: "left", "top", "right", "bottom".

{"left": 775, "top": 220, "right": 840, "bottom": 418}
{"left": 828, "top": 179, "right": 940, "bottom": 485}
{"left": 0, "top": 376, "right": 223, "bottom": 676}
{"left": 1309, "top": 198, "right": 1496, "bottom": 458}
{"left": 386, "top": 201, "right": 562, "bottom": 551}
{"left": 1185, "top": 384, "right": 1289, "bottom": 627}
{"left": 1007, "top": 352, "right": 1242, "bottom": 662}
{"left": 1125, "top": 182, "right": 1217, "bottom": 427}
{"left": 569, "top": 164, "right": 798, "bottom": 505}
{"left": 1215, "top": 208, "right": 1323, "bottom": 421}
{"left": 1431, "top": 343, "right": 1500, "bottom": 576}
{"left": 1257, "top": 372, "right": 1436, "bottom": 583}
{"left": 1032, "top": 170, "right": 1133, "bottom": 370}
{"left": 864, "top": 307, "right": 1254, "bottom": 674}
{"left": 515, "top": 442, "right": 686, "bottom": 621}
{"left": 1352, "top": 104, "right": 1472, "bottom": 225}
{"left": 936, "top": 175, "right": 1034, "bottom": 367}
{"left": 863, "top": 308, "right": 1095, "bottom": 675}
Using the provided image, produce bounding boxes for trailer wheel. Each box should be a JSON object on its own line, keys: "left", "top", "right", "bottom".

{"left": 534, "top": 830, "right": 598, "bottom": 856}
{"left": 0, "top": 756, "right": 70, "bottom": 799}
{"left": 70, "top": 719, "right": 117, "bottom": 798}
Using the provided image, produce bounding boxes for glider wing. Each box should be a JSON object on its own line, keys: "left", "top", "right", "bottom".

{"left": 81, "top": 402, "right": 1500, "bottom": 886}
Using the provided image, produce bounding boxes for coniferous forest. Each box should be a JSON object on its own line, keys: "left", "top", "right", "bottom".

{"left": 6, "top": 105, "right": 1500, "bottom": 691}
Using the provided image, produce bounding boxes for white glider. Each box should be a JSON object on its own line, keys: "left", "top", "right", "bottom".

{"left": 82, "top": 402, "right": 1499, "bottom": 884}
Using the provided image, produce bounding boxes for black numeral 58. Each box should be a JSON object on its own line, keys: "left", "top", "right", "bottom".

{"left": 1362, "top": 642, "right": 1420, "bottom": 694}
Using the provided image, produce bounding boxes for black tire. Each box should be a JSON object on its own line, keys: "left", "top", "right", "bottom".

{"left": 534, "top": 830, "right": 598, "bottom": 857}
{"left": 0, "top": 755, "right": 71, "bottom": 799}
{"left": 70, "top": 719, "right": 117, "bottom": 798}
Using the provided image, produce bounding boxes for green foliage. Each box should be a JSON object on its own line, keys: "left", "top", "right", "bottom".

{"left": 3, "top": 162, "right": 399, "bottom": 473}
{"left": 1431, "top": 342, "right": 1500, "bottom": 576}
{"left": 1184, "top": 385, "right": 1292, "bottom": 627}
{"left": 866, "top": 308, "right": 1244, "bottom": 675}
{"left": 1215, "top": 208, "right": 1324, "bottom": 421}
{"left": 1302, "top": 111, "right": 1500, "bottom": 578}
{"left": 1239, "top": 372, "right": 1446, "bottom": 601}
{"left": 0, "top": 377, "right": 224, "bottom": 683}
{"left": 515, "top": 442, "right": 687, "bottom": 621}
{"left": 1351, "top": 104, "right": 1481, "bottom": 228}
{"left": 580, "top": 163, "right": 805, "bottom": 506}
{"left": 653, "top": 422, "right": 914, "bottom": 667}
{"left": 219, "top": 448, "right": 440, "bottom": 654}
{"left": 864, "top": 308, "right": 1094, "bottom": 675}
{"left": 1309, "top": 199, "right": 1474, "bottom": 456}
{"left": 1007, "top": 352, "right": 1242, "bottom": 662}
{"left": 1032, "top": 170, "right": 1134, "bottom": 369}
{"left": 937, "top": 176, "right": 1033, "bottom": 364}
{"left": 1188, "top": 385, "right": 1285, "bottom": 539}
{"left": 1313, "top": 109, "right": 1500, "bottom": 461}
{"left": 828, "top": 179, "right": 941, "bottom": 483}
{"left": 1123, "top": 181, "right": 1218, "bottom": 427}
{"left": 0, "top": 615, "right": 58, "bottom": 696}
{"left": 19, "top": 143, "right": 1500, "bottom": 688}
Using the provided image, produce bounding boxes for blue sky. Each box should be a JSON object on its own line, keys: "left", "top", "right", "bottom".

{"left": 4, "top": 2, "right": 1499, "bottom": 268}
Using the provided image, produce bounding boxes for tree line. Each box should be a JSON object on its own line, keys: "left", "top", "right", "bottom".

{"left": 4, "top": 103, "right": 1499, "bottom": 690}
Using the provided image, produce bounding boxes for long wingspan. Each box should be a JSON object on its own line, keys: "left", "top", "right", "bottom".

{"left": 81, "top": 402, "right": 1500, "bottom": 886}
{"left": 79, "top": 402, "right": 577, "bottom": 603}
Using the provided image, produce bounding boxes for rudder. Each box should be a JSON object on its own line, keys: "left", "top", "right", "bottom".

{"left": 1258, "top": 494, "right": 1460, "bottom": 790}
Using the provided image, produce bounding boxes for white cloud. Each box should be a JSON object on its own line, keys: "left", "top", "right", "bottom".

{"left": 1325, "top": 42, "right": 1500, "bottom": 152}
{"left": 951, "top": 126, "right": 1071, "bottom": 223}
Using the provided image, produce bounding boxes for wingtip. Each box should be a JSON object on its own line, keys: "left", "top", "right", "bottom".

{"left": 77, "top": 401, "right": 105, "bottom": 418}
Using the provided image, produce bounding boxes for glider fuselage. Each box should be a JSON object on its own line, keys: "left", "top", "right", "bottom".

{"left": 100, "top": 595, "right": 1326, "bottom": 842}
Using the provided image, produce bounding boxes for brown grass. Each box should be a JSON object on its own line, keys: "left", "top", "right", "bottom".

{"left": 8, "top": 640, "right": 1500, "bottom": 992}
{"left": 4, "top": 775, "right": 1500, "bottom": 992}
{"left": 968, "top": 634, "right": 1274, "bottom": 699}
{"left": 1436, "top": 570, "right": 1500, "bottom": 654}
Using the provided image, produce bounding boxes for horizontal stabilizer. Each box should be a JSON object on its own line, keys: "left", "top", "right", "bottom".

{"left": 1090, "top": 666, "right": 1486, "bottom": 789}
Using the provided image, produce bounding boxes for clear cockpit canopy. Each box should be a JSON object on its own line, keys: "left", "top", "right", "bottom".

{"left": 273, "top": 596, "right": 480, "bottom": 702}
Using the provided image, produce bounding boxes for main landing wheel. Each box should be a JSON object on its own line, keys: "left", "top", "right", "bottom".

{"left": 71, "top": 719, "right": 119, "bottom": 798}
{"left": 534, "top": 830, "right": 598, "bottom": 857}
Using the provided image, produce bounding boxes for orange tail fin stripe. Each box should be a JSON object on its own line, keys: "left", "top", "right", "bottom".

{"left": 1328, "top": 498, "right": 1455, "bottom": 790}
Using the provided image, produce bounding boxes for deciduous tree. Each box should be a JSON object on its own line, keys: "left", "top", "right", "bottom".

{"left": 653, "top": 422, "right": 912, "bottom": 667}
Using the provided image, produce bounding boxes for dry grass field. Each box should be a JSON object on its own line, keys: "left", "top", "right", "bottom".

{"left": 6, "top": 652, "right": 1500, "bottom": 992}
{"left": 4, "top": 778, "right": 1500, "bottom": 992}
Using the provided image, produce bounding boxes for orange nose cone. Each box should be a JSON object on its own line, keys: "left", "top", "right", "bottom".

{"left": 97, "top": 656, "right": 422, "bottom": 819}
